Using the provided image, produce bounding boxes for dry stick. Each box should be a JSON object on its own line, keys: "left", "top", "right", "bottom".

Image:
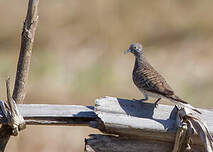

{"left": 172, "top": 123, "right": 188, "bottom": 152}
{"left": 0, "top": 125, "right": 11, "bottom": 152}
{"left": 0, "top": 80, "right": 13, "bottom": 152}
{"left": 5, "top": 78, "right": 26, "bottom": 136}
{"left": 6, "top": 79, "right": 15, "bottom": 120}
{"left": 13, "top": 0, "right": 39, "bottom": 103}
{"left": 0, "top": 1, "right": 39, "bottom": 151}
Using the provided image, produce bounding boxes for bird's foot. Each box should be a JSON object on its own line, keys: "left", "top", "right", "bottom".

{"left": 154, "top": 98, "right": 161, "bottom": 108}
{"left": 154, "top": 102, "right": 158, "bottom": 108}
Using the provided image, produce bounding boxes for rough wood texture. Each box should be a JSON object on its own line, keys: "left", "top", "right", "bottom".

{"left": 0, "top": 102, "right": 96, "bottom": 126}
{"left": 94, "top": 96, "right": 213, "bottom": 146}
{"left": 13, "top": 0, "right": 39, "bottom": 103}
{"left": 0, "top": 126, "right": 11, "bottom": 152}
{"left": 0, "top": 1, "right": 39, "bottom": 151}
{"left": 85, "top": 134, "right": 203, "bottom": 152}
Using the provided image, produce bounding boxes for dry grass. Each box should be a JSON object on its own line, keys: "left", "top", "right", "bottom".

{"left": 0, "top": 0, "right": 213, "bottom": 151}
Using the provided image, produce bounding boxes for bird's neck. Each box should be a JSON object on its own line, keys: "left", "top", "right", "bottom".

{"left": 133, "top": 54, "right": 147, "bottom": 73}
{"left": 133, "top": 55, "right": 143, "bottom": 72}
{"left": 135, "top": 54, "right": 146, "bottom": 65}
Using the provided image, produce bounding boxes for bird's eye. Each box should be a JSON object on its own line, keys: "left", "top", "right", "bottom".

{"left": 133, "top": 46, "right": 137, "bottom": 49}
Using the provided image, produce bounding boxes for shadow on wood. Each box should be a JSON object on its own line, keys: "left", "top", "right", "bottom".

{"left": 85, "top": 134, "right": 203, "bottom": 152}
{"left": 94, "top": 96, "right": 213, "bottom": 147}
{"left": 0, "top": 103, "right": 97, "bottom": 126}
{"left": 117, "top": 97, "right": 178, "bottom": 131}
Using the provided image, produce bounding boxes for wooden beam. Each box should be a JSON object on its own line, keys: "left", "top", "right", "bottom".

{"left": 0, "top": 102, "right": 97, "bottom": 126}
{"left": 94, "top": 96, "right": 213, "bottom": 146}
{"left": 85, "top": 134, "right": 203, "bottom": 152}
{"left": 0, "top": 96, "right": 212, "bottom": 151}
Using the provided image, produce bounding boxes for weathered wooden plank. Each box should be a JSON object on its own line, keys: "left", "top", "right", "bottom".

{"left": 94, "top": 96, "right": 213, "bottom": 146}
{"left": 0, "top": 102, "right": 97, "bottom": 126}
{"left": 85, "top": 134, "right": 203, "bottom": 152}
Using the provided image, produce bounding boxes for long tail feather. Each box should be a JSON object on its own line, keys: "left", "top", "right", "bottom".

{"left": 168, "top": 95, "right": 201, "bottom": 114}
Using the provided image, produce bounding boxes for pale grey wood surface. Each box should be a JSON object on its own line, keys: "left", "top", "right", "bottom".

{"left": 94, "top": 96, "right": 213, "bottom": 146}
{"left": 0, "top": 102, "right": 96, "bottom": 125}
{"left": 85, "top": 134, "right": 203, "bottom": 152}
{"left": 0, "top": 96, "right": 212, "bottom": 149}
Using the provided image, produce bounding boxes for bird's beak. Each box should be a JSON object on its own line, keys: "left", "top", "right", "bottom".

{"left": 124, "top": 49, "right": 131, "bottom": 54}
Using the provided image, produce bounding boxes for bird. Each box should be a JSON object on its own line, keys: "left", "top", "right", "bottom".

{"left": 125, "top": 42, "right": 201, "bottom": 114}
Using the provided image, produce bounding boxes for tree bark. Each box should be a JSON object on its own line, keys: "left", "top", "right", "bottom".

{"left": 0, "top": 0, "right": 39, "bottom": 151}
{"left": 13, "top": 0, "right": 39, "bottom": 104}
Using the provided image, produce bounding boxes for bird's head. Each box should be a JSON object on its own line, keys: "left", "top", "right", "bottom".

{"left": 124, "top": 43, "right": 143, "bottom": 57}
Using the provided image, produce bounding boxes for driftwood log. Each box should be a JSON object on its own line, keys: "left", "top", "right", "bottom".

{"left": 0, "top": 96, "right": 212, "bottom": 151}
{"left": 85, "top": 96, "right": 213, "bottom": 152}
{"left": 85, "top": 134, "right": 203, "bottom": 152}
{"left": 0, "top": 95, "right": 212, "bottom": 151}
{"left": 0, "top": 103, "right": 96, "bottom": 126}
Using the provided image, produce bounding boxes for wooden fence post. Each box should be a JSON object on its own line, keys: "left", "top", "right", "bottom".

{"left": 0, "top": 0, "right": 39, "bottom": 151}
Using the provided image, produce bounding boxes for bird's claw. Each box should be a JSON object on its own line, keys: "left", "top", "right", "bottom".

{"left": 154, "top": 102, "right": 158, "bottom": 108}
{"left": 154, "top": 98, "right": 161, "bottom": 108}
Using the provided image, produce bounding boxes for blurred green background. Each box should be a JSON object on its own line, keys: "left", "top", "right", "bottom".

{"left": 1, "top": 0, "right": 213, "bottom": 151}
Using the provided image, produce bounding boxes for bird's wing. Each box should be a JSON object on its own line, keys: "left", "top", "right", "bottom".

{"left": 132, "top": 60, "right": 202, "bottom": 114}
{"left": 133, "top": 65, "right": 174, "bottom": 96}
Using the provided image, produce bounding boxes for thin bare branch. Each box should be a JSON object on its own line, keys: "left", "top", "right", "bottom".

{"left": 12, "top": 0, "right": 39, "bottom": 103}
{"left": 6, "top": 78, "right": 15, "bottom": 119}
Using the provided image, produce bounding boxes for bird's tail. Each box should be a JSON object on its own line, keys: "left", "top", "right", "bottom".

{"left": 168, "top": 95, "right": 201, "bottom": 114}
